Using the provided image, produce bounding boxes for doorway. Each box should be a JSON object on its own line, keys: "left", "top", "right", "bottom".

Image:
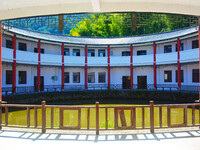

{"left": 137, "top": 76, "right": 147, "bottom": 89}
{"left": 34, "top": 76, "right": 44, "bottom": 91}
{"left": 122, "top": 76, "right": 131, "bottom": 89}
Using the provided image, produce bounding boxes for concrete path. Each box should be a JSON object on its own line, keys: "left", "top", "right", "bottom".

{"left": 0, "top": 128, "right": 200, "bottom": 150}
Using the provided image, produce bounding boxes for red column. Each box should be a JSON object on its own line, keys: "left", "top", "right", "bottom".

{"left": 198, "top": 24, "right": 200, "bottom": 99}
{"left": 130, "top": 44, "right": 133, "bottom": 89}
{"left": 12, "top": 34, "right": 16, "bottom": 94}
{"left": 85, "top": 45, "right": 88, "bottom": 89}
{"left": 37, "top": 40, "right": 41, "bottom": 92}
{"left": 0, "top": 22, "right": 2, "bottom": 101}
{"left": 177, "top": 38, "right": 181, "bottom": 89}
{"left": 107, "top": 45, "right": 110, "bottom": 89}
{"left": 153, "top": 42, "right": 157, "bottom": 89}
{"left": 61, "top": 43, "right": 64, "bottom": 90}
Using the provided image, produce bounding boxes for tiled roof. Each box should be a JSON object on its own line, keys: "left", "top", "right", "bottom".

{"left": 6, "top": 26, "right": 198, "bottom": 45}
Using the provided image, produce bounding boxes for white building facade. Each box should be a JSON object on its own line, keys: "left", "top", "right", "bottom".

{"left": 1, "top": 26, "right": 200, "bottom": 94}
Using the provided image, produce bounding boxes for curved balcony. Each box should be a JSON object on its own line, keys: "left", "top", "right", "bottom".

{"left": 2, "top": 47, "right": 199, "bottom": 67}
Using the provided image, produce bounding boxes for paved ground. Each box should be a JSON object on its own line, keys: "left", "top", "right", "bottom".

{"left": 0, "top": 128, "right": 200, "bottom": 150}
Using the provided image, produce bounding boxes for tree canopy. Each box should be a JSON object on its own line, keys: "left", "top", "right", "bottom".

{"left": 69, "top": 13, "right": 196, "bottom": 37}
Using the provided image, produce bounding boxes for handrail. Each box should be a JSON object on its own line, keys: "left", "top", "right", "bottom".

{"left": 0, "top": 100, "right": 200, "bottom": 135}
{"left": 2, "top": 84, "right": 199, "bottom": 96}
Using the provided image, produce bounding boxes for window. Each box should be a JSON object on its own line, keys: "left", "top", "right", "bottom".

{"left": 6, "top": 70, "right": 12, "bottom": 84}
{"left": 164, "top": 70, "right": 172, "bottom": 82}
{"left": 122, "top": 51, "right": 130, "bottom": 56}
{"left": 64, "top": 72, "right": 69, "bottom": 83}
{"left": 73, "top": 72, "right": 80, "bottom": 83}
{"left": 192, "top": 40, "right": 199, "bottom": 49}
{"left": 137, "top": 50, "right": 147, "bottom": 56}
{"left": 6, "top": 40, "right": 13, "bottom": 49}
{"left": 88, "top": 49, "right": 95, "bottom": 57}
{"left": 192, "top": 69, "right": 199, "bottom": 83}
{"left": 34, "top": 48, "right": 44, "bottom": 53}
{"left": 64, "top": 48, "right": 70, "bottom": 56}
{"left": 176, "top": 43, "right": 184, "bottom": 51}
{"left": 18, "top": 42, "right": 27, "bottom": 51}
{"left": 73, "top": 49, "right": 80, "bottom": 56}
{"left": 98, "top": 72, "right": 106, "bottom": 83}
{"left": 88, "top": 72, "right": 95, "bottom": 83}
{"left": 164, "top": 45, "right": 172, "bottom": 53}
{"left": 98, "top": 49, "right": 105, "bottom": 57}
{"left": 18, "top": 71, "right": 26, "bottom": 84}
{"left": 176, "top": 70, "right": 184, "bottom": 82}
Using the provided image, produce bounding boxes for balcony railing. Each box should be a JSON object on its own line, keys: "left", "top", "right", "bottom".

{"left": 2, "top": 84, "right": 199, "bottom": 96}
{"left": 2, "top": 47, "right": 199, "bottom": 66}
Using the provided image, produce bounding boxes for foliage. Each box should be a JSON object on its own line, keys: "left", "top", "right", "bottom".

{"left": 69, "top": 13, "right": 195, "bottom": 37}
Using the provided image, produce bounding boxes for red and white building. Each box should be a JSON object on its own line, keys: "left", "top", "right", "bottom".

{"left": 0, "top": 26, "right": 199, "bottom": 94}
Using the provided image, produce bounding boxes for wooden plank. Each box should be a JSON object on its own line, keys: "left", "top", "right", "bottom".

{"left": 167, "top": 106, "right": 171, "bottom": 127}
{"left": 96, "top": 102, "right": 99, "bottom": 135}
{"left": 5, "top": 107, "right": 8, "bottom": 126}
{"left": 51, "top": 107, "right": 54, "bottom": 129}
{"left": 87, "top": 108, "right": 90, "bottom": 130}
{"left": 59, "top": 108, "right": 63, "bottom": 129}
{"left": 184, "top": 106, "right": 187, "bottom": 126}
{"left": 41, "top": 101, "right": 46, "bottom": 133}
{"left": 159, "top": 106, "right": 162, "bottom": 128}
{"left": 34, "top": 107, "right": 37, "bottom": 128}
{"left": 78, "top": 108, "right": 81, "bottom": 129}
{"left": 131, "top": 108, "right": 136, "bottom": 129}
{"left": 119, "top": 110, "right": 127, "bottom": 127}
{"left": 142, "top": 107, "right": 145, "bottom": 128}
{"left": 105, "top": 108, "right": 108, "bottom": 129}
{"left": 150, "top": 101, "right": 154, "bottom": 133}
{"left": 27, "top": 107, "right": 30, "bottom": 127}
{"left": 192, "top": 105, "right": 195, "bottom": 126}
{"left": 114, "top": 108, "right": 118, "bottom": 129}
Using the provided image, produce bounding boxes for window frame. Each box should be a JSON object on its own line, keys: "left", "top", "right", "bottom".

{"left": 98, "top": 72, "right": 106, "bottom": 83}
{"left": 164, "top": 45, "right": 172, "bottom": 53}
{"left": 164, "top": 70, "right": 172, "bottom": 82}
{"left": 18, "top": 42, "right": 27, "bottom": 51}
{"left": 6, "top": 40, "right": 13, "bottom": 49}
{"left": 192, "top": 69, "right": 199, "bottom": 83}
{"left": 6, "top": 70, "right": 12, "bottom": 85}
{"left": 73, "top": 49, "right": 80, "bottom": 56}
{"left": 98, "top": 49, "right": 105, "bottom": 57}
{"left": 64, "top": 72, "right": 70, "bottom": 83}
{"left": 137, "top": 50, "right": 147, "bottom": 56}
{"left": 73, "top": 72, "right": 80, "bottom": 83}
{"left": 88, "top": 72, "right": 95, "bottom": 83}
{"left": 88, "top": 49, "right": 95, "bottom": 57}
{"left": 122, "top": 51, "right": 130, "bottom": 56}
{"left": 18, "top": 71, "right": 27, "bottom": 84}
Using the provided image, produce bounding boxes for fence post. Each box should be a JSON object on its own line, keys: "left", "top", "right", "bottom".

{"left": 195, "top": 100, "right": 200, "bottom": 129}
{"left": 96, "top": 102, "right": 99, "bottom": 135}
{"left": 0, "top": 101, "right": 2, "bottom": 130}
{"left": 150, "top": 101, "right": 154, "bottom": 133}
{"left": 42, "top": 101, "right": 46, "bottom": 133}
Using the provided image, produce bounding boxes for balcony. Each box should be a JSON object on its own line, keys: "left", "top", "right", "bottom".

{"left": 1, "top": 47, "right": 199, "bottom": 67}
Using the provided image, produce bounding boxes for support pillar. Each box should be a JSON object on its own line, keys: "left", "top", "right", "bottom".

{"left": 85, "top": 45, "right": 88, "bottom": 89}
{"left": 37, "top": 40, "right": 41, "bottom": 92}
{"left": 198, "top": 17, "right": 200, "bottom": 100}
{"left": 61, "top": 43, "right": 64, "bottom": 90}
{"left": 0, "top": 22, "right": 2, "bottom": 101}
{"left": 107, "top": 45, "right": 110, "bottom": 89}
{"left": 130, "top": 44, "right": 133, "bottom": 89}
{"left": 12, "top": 34, "right": 16, "bottom": 94}
{"left": 177, "top": 38, "right": 181, "bottom": 89}
{"left": 153, "top": 42, "right": 157, "bottom": 89}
